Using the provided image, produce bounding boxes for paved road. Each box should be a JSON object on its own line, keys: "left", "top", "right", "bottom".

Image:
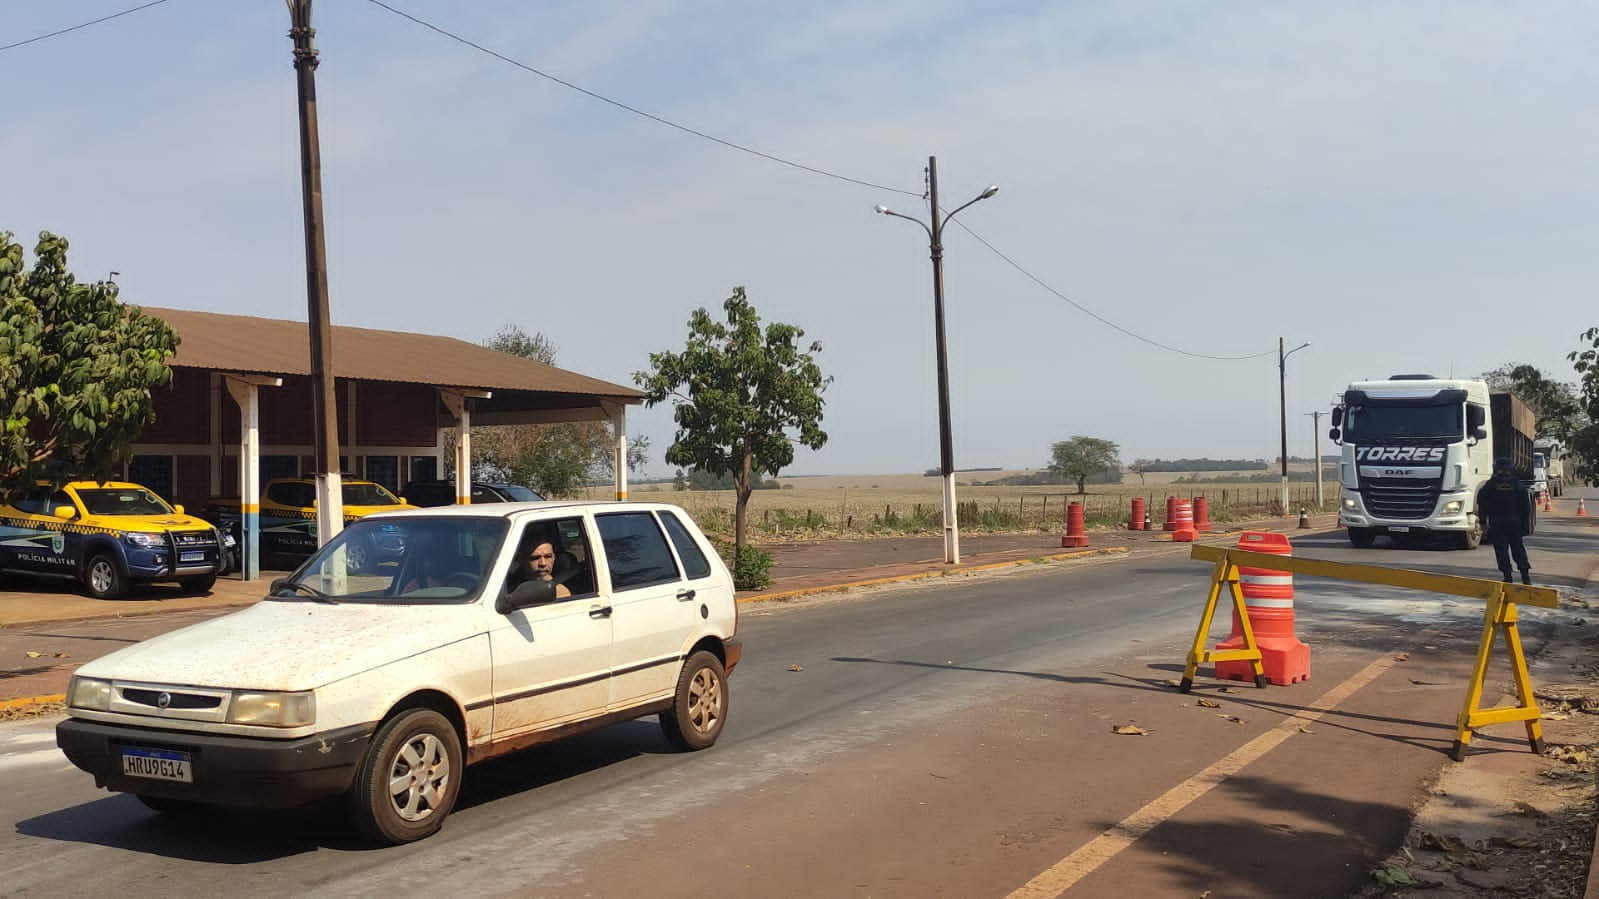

{"left": 1, "top": 514, "right": 1594, "bottom": 897}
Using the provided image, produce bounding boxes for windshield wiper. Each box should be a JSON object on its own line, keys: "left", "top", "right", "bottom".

{"left": 271, "top": 579, "right": 339, "bottom": 604}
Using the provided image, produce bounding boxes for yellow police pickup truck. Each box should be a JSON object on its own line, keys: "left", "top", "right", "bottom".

{"left": 0, "top": 481, "right": 228, "bottom": 599}
{"left": 203, "top": 477, "right": 410, "bottom": 572}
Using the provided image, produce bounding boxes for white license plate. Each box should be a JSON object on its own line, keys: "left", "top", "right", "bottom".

{"left": 180, "top": 551, "right": 204, "bottom": 562}
{"left": 121, "top": 747, "right": 192, "bottom": 782}
{"left": 1389, "top": 526, "right": 1410, "bottom": 533}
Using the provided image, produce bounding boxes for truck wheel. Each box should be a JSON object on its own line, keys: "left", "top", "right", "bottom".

{"left": 84, "top": 554, "right": 127, "bottom": 599}
{"left": 348, "top": 708, "right": 462, "bottom": 845}
{"left": 179, "top": 573, "right": 217, "bottom": 594}
{"left": 1454, "top": 521, "right": 1482, "bottom": 550}
{"left": 1347, "top": 528, "right": 1376, "bottom": 548}
{"left": 660, "top": 650, "right": 728, "bottom": 751}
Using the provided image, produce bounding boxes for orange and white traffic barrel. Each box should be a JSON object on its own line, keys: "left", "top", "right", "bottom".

{"left": 1215, "top": 531, "right": 1310, "bottom": 685}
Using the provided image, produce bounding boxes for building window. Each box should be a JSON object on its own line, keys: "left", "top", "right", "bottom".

{"left": 128, "top": 455, "right": 175, "bottom": 500}
{"left": 365, "top": 456, "right": 399, "bottom": 493}
{"left": 410, "top": 456, "right": 438, "bottom": 483}
{"left": 261, "top": 455, "right": 300, "bottom": 484}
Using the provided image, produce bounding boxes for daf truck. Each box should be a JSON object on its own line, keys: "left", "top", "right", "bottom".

{"left": 1330, "top": 376, "right": 1537, "bottom": 549}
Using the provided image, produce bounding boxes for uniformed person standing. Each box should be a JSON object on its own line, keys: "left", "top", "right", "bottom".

{"left": 1476, "top": 456, "right": 1532, "bottom": 584}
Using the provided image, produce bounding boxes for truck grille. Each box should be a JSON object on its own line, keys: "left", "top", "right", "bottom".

{"left": 1362, "top": 479, "right": 1440, "bottom": 520}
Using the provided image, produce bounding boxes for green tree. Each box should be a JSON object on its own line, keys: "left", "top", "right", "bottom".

{"left": 1565, "top": 328, "right": 1599, "bottom": 485}
{"left": 0, "top": 231, "right": 178, "bottom": 495}
{"left": 634, "top": 286, "right": 830, "bottom": 559}
{"left": 1481, "top": 363, "right": 1582, "bottom": 441}
{"left": 468, "top": 325, "right": 649, "bottom": 497}
{"left": 1049, "top": 436, "right": 1122, "bottom": 494}
{"left": 1127, "top": 458, "right": 1153, "bottom": 486}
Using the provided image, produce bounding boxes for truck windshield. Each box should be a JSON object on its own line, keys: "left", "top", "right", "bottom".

{"left": 271, "top": 516, "right": 508, "bottom": 604}
{"left": 76, "top": 488, "right": 175, "bottom": 516}
{"left": 1346, "top": 405, "right": 1462, "bottom": 441}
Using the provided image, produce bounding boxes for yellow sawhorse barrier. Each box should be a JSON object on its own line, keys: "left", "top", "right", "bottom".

{"left": 1182, "top": 544, "right": 1560, "bottom": 761}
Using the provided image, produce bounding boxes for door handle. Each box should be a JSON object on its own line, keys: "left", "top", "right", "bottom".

{"left": 676, "top": 589, "right": 696, "bottom": 601}
{"left": 588, "top": 605, "right": 613, "bottom": 619}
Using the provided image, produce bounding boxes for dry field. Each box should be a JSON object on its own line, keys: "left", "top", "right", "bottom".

{"left": 583, "top": 464, "right": 1338, "bottom": 540}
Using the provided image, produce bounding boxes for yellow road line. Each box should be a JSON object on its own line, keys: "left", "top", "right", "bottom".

{"left": 1005, "top": 653, "right": 1399, "bottom": 899}
{"left": 0, "top": 693, "right": 66, "bottom": 712}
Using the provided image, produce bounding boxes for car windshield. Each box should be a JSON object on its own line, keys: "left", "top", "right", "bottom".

{"left": 75, "top": 488, "right": 174, "bottom": 516}
{"left": 499, "top": 485, "right": 542, "bottom": 502}
{"left": 343, "top": 482, "right": 400, "bottom": 506}
{"left": 1345, "top": 404, "right": 1462, "bottom": 441}
{"left": 270, "top": 516, "right": 508, "bottom": 604}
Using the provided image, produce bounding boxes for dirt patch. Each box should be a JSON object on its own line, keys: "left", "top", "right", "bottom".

{"left": 1353, "top": 595, "right": 1599, "bottom": 898}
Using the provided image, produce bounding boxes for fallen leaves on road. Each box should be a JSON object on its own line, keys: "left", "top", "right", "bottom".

{"left": 1219, "top": 714, "right": 1245, "bottom": 724}
{"left": 1218, "top": 686, "right": 1237, "bottom": 693}
{"left": 1394, "top": 652, "right": 1410, "bottom": 661}
{"left": 1410, "top": 678, "right": 1447, "bottom": 685}
{"left": 788, "top": 664, "right": 804, "bottom": 672}
{"left": 24, "top": 651, "right": 42, "bottom": 659}
{"left": 1196, "top": 698, "right": 1221, "bottom": 708}
{"left": 1544, "top": 743, "right": 1591, "bottom": 765}
{"left": 1297, "top": 725, "right": 1315, "bottom": 734}
{"left": 1111, "top": 724, "right": 1150, "bottom": 736}
{"left": 1509, "top": 801, "right": 1547, "bottom": 818}
{"left": 54, "top": 651, "right": 68, "bottom": 659}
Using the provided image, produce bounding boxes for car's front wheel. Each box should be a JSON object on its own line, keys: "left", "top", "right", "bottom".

{"left": 348, "top": 708, "right": 462, "bottom": 845}
{"left": 84, "top": 553, "right": 127, "bottom": 599}
{"left": 660, "top": 650, "right": 728, "bottom": 752}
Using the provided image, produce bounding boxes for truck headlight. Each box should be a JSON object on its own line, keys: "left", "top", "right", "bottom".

{"left": 228, "top": 691, "right": 316, "bottom": 727}
{"left": 68, "top": 676, "right": 113, "bottom": 711}
{"left": 124, "top": 532, "right": 164, "bottom": 548}
{"left": 1343, "top": 498, "right": 1358, "bottom": 510}
{"left": 1442, "top": 500, "right": 1463, "bottom": 513}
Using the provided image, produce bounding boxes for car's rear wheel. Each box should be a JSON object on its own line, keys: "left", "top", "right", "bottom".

{"left": 348, "top": 708, "right": 462, "bottom": 845}
{"left": 84, "top": 554, "right": 126, "bottom": 599}
{"left": 660, "top": 650, "right": 728, "bottom": 752}
{"left": 179, "top": 573, "right": 217, "bottom": 594}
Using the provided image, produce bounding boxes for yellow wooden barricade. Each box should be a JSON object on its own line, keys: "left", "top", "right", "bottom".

{"left": 1184, "top": 544, "right": 1560, "bottom": 761}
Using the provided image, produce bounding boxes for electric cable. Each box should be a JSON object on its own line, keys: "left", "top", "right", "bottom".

{"left": 0, "top": 0, "right": 174, "bottom": 54}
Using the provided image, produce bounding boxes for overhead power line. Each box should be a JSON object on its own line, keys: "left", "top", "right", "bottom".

{"left": 0, "top": 0, "right": 174, "bottom": 54}
{"left": 362, "top": 0, "right": 921, "bottom": 198}
{"left": 949, "top": 218, "right": 1275, "bottom": 361}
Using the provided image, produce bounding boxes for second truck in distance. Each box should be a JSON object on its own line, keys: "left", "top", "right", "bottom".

{"left": 1330, "top": 375, "right": 1537, "bottom": 549}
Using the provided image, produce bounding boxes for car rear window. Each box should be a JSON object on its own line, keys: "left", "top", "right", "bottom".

{"left": 596, "top": 512, "right": 680, "bottom": 590}
{"left": 659, "top": 512, "right": 712, "bottom": 580}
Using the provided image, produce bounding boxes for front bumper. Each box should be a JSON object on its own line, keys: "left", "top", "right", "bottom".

{"left": 56, "top": 717, "right": 372, "bottom": 808}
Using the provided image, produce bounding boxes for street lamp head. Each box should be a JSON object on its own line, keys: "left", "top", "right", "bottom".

{"left": 874, "top": 204, "right": 891, "bottom": 215}
{"left": 979, "top": 185, "right": 999, "bottom": 200}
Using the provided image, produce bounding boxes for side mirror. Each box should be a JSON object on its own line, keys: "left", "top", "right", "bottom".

{"left": 1473, "top": 426, "right": 1488, "bottom": 440}
{"left": 173, "top": 503, "right": 185, "bottom": 515}
{"left": 1467, "top": 405, "right": 1486, "bottom": 429}
{"left": 270, "top": 577, "right": 289, "bottom": 593}
{"left": 53, "top": 506, "right": 76, "bottom": 520}
{"left": 1328, "top": 427, "right": 1341, "bottom": 444}
{"left": 496, "top": 579, "right": 557, "bottom": 614}
{"left": 1330, "top": 407, "right": 1344, "bottom": 427}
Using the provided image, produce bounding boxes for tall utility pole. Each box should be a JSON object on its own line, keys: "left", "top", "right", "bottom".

{"left": 1308, "top": 410, "right": 1324, "bottom": 508}
{"left": 1278, "top": 337, "right": 1309, "bottom": 515}
{"left": 874, "top": 158, "right": 998, "bottom": 565}
{"left": 288, "top": 0, "right": 343, "bottom": 545}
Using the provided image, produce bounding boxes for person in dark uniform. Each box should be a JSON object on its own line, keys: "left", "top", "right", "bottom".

{"left": 1476, "top": 456, "right": 1532, "bottom": 584}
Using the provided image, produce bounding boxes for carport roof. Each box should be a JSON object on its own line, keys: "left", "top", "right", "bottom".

{"left": 146, "top": 306, "right": 642, "bottom": 402}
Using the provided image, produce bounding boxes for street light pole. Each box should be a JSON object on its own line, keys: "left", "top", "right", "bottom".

{"left": 287, "top": 0, "right": 344, "bottom": 545}
{"left": 1308, "top": 410, "right": 1324, "bottom": 509}
{"left": 876, "top": 156, "right": 998, "bottom": 564}
{"left": 1278, "top": 337, "right": 1310, "bottom": 515}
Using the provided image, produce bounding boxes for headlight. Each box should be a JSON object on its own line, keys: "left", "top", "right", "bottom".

{"left": 1443, "top": 500, "right": 1463, "bottom": 513}
{"left": 227, "top": 691, "right": 315, "bottom": 727}
{"left": 68, "top": 676, "right": 113, "bottom": 711}
{"left": 1343, "top": 498, "right": 1358, "bottom": 510}
{"left": 124, "top": 531, "right": 164, "bottom": 548}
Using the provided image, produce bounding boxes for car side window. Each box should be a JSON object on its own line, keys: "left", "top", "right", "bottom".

{"left": 596, "top": 512, "right": 681, "bottom": 591}
{"left": 658, "top": 511, "right": 712, "bottom": 580}
{"left": 48, "top": 491, "right": 74, "bottom": 517}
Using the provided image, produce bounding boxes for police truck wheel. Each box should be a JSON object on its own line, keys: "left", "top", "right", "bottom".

{"left": 1347, "top": 528, "right": 1375, "bottom": 548}
{"left": 348, "top": 708, "right": 462, "bottom": 845}
{"left": 84, "top": 554, "right": 127, "bottom": 599}
{"left": 660, "top": 650, "right": 728, "bottom": 751}
{"left": 179, "top": 574, "right": 217, "bottom": 594}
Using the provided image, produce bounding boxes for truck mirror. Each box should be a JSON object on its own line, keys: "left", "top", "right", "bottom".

{"left": 1330, "top": 407, "right": 1343, "bottom": 427}
{"left": 1467, "top": 405, "right": 1486, "bottom": 429}
{"left": 1473, "top": 426, "right": 1488, "bottom": 440}
{"left": 1328, "top": 427, "right": 1341, "bottom": 444}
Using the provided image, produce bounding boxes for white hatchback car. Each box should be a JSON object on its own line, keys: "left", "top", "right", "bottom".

{"left": 56, "top": 501, "right": 741, "bottom": 844}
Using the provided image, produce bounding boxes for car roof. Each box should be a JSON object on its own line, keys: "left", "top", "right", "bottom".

{"left": 363, "top": 500, "right": 679, "bottom": 520}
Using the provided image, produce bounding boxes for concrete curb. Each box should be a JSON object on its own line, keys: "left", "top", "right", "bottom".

{"left": 0, "top": 599, "right": 258, "bottom": 631}
{"left": 736, "top": 546, "right": 1131, "bottom": 604}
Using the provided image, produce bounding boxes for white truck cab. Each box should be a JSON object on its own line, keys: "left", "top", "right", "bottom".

{"left": 56, "top": 501, "right": 741, "bottom": 844}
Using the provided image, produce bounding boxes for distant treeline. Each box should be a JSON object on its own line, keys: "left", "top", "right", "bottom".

{"left": 1134, "top": 458, "right": 1269, "bottom": 472}
{"left": 977, "top": 469, "right": 1122, "bottom": 487}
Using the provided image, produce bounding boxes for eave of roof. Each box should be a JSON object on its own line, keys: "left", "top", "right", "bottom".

{"left": 144, "top": 306, "right": 642, "bottom": 401}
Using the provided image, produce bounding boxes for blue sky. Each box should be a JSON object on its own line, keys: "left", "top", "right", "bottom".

{"left": 6, "top": 1, "right": 1597, "bottom": 476}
